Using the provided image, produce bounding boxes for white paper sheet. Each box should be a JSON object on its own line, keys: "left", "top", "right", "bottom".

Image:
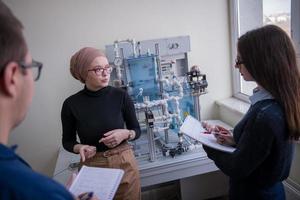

{"left": 69, "top": 166, "right": 124, "bottom": 200}
{"left": 180, "top": 115, "right": 236, "bottom": 153}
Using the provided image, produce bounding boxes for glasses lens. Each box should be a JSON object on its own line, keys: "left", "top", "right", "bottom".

{"left": 235, "top": 58, "right": 242, "bottom": 68}
{"left": 31, "top": 67, "right": 39, "bottom": 81}
{"left": 93, "top": 68, "right": 101, "bottom": 76}
{"left": 96, "top": 67, "right": 112, "bottom": 75}
{"left": 19, "top": 60, "right": 42, "bottom": 81}
{"left": 32, "top": 60, "right": 42, "bottom": 81}
{"left": 107, "top": 66, "right": 112, "bottom": 73}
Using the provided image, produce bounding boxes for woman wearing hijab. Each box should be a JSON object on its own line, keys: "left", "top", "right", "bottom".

{"left": 61, "top": 47, "right": 141, "bottom": 200}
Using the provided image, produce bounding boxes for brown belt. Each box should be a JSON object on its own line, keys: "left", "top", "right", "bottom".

{"left": 98, "top": 143, "right": 132, "bottom": 158}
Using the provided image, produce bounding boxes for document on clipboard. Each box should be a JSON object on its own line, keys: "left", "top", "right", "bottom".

{"left": 180, "top": 115, "right": 236, "bottom": 153}
{"left": 69, "top": 166, "right": 124, "bottom": 200}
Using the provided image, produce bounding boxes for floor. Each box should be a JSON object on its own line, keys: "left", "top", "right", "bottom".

{"left": 141, "top": 180, "right": 228, "bottom": 200}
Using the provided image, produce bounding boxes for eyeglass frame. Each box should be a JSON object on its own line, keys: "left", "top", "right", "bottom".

{"left": 234, "top": 57, "right": 244, "bottom": 68}
{"left": 19, "top": 59, "right": 43, "bottom": 81}
{"left": 87, "top": 65, "right": 113, "bottom": 76}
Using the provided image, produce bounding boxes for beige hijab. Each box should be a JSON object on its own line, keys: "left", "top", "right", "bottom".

{"left": 70, "top": 47, "right": 106, "bottom": 83}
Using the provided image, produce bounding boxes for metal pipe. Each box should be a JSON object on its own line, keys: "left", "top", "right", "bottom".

{"left": 131, "top": 39, "right": 137, "bottom": 58}
{"left": 193, "top": 95, "right": 201, "bottom": 121}
{"left": 145, "top": 109, "right": 156, "bottom": 162}
{"left": 147, "top": 127, "right": 156, "bottom": 162}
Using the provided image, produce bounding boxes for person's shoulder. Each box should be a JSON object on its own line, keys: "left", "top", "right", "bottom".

{"left": 63, "top": 89, "right": 85, "bottom": 104}
{"left": 0, "top": 162, "right": 73, "bottom": 200}
{"left": 254, "top": 100, "right": 285, "bottom": 127}
{"left": 108, "top": 86, "right": 128, "bottom": 96}
{"left": 108, "top": 86, "right": 125, "bottom": 93}
{"left": 257, "top": 100, "right": 283, "bottom": 118}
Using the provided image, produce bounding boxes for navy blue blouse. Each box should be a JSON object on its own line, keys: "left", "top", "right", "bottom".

{"left": 204, "top": 89, "right": 294, "bottom": 199}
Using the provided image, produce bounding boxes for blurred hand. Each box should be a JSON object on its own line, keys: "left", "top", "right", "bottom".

{"left": 74, "top": 144, "right": 96, "bottom": 162}
{"left": 214, "top": 125, "right": 229, "bottom": 132}
{"left": 202, "top": 121, "right": 215, "bottom": 132}
{"left": 99, "top": 129, "right": 129, "bottom": 148}
{"left": 76, "top": 192, "right": 100, "bottom": 200}
{"left": 213, "top": 130, "right": 236, "bottom": 146}
{"left": 202, "top": 123, "right": 236, "bottom": 146}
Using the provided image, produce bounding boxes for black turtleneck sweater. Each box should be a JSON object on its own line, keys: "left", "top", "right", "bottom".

{"left": 61, "top": 86, "right": 141, "bottom": 153}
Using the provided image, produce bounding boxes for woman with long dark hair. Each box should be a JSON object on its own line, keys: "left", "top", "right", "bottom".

{"left": 203, "top": 25, "right": 300, "bottom": 200}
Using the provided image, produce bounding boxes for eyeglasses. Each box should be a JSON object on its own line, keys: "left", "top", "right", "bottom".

{"left": 19, "top": 60, "right": 43, "bottom": 81}
{"left": 87, "top": 65, "right": 112, "bottom": 76}
{"left": 235, "top": 58, "right": 244, "bottom": 68}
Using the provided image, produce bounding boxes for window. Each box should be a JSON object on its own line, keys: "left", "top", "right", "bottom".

{"left": 291, "top": 0, "right": 300, "bottom": 56}
{"left": 263, "top": 0, "right": 291, "bottom": 36}
{"left": 230, "top": 0, "right": 298, "bottom": 101}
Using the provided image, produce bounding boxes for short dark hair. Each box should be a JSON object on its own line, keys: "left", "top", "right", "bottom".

{"left": 238, "top": 25, "right": 300, "bottom": 140}
{"left": 0, "top": 1, "right": 27, "bottom": 74}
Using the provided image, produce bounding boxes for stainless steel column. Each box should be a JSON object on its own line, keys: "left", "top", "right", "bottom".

{"left": 193, "top": 95, "right": 201, "bottom": 121}
{"left": 145, "top": 109, "right": 156, "bottom": 162}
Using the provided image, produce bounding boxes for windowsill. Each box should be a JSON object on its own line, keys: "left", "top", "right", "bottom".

{"left": 216, "top": 97, "right": 250, "bottom": 115}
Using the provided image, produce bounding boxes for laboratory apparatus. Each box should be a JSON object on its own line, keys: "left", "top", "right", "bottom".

{"left": 105, "top": 36, "right": 208, "bottom": 161}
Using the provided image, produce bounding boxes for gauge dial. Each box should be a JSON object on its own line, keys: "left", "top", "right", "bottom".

{"left": 113, "top": 57, "right": 123, "bottom": 66}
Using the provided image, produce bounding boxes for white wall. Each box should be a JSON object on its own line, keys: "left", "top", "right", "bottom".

{"left": 4, "top": 0, "right": 231, "bottom": 176}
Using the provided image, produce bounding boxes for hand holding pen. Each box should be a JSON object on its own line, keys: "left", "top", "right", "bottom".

{"left": 213, "top": 126, "right": 236, "bottom": 146}
{"left": 76, "top": 192, "right": 99, "bottom": 200}
{"left": 202, "top": 122, "right": 236, "bottom": 146}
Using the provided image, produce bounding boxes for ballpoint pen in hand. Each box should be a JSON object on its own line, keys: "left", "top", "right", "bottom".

{"left": 77, "top": 192, "right": 98, "bottom": 200}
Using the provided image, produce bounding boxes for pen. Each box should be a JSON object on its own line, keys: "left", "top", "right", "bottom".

{"left": 78, "top": 192, "right": 93, "bottom": 200}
